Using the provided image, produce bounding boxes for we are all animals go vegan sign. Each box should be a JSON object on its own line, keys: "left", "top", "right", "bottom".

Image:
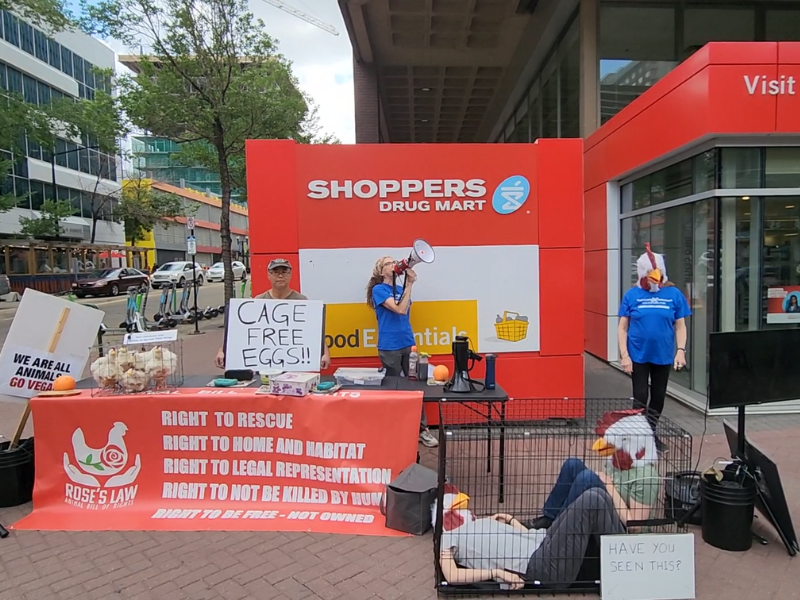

{"left": 225, "top": 299, "right": 324, "bottom": 372}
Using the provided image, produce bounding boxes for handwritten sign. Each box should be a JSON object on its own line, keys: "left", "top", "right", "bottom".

{"left": 225, "top": 299, "right": 324, "bottom": 372}
{"left": 0, "top": 290, "right": 104, "bottom": 401}
{"left": 0, "top": 346, "right": 84, "bottom": 394}
{"left": 601, "top": 533, "right": 695, "bottom": 600}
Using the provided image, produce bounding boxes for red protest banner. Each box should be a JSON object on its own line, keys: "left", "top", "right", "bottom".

{"left": 12, "top": 388, "right": 424, "bottom": 536}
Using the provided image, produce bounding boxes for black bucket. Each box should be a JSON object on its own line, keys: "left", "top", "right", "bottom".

{"left": 0, "top": 438, "right": 35, "bottom": 508}
{"left": 700, "top": 468, "right": 756, "bottom": 552}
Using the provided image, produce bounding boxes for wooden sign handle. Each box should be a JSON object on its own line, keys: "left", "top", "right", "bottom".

{"left": 8, "top": 307, "right": 71, "bottom": 449}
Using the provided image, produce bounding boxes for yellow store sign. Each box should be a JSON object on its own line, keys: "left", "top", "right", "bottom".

{"left": 324, "top": 300, "right": 478, "bottom": 358}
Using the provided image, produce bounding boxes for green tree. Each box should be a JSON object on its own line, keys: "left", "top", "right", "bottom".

{"left": 50, "top": 78, "right": 129, "bottom": 242}
{"left": 81, "top": 0, "right": 324, "bottom": 301}
{"left": 116, "top": 179, "right": 192, "bottom": 247}
{"left": 0, "top": 91, "right": 63, "bottom": 212}
{"left": 1, "top": 4, "right": 74, "bottom": 210}
{"left": 19, "top": 199, "right": 75, "bottom": 239}
{"left": 1, "top": 0, "right": 73, "bottom": 33}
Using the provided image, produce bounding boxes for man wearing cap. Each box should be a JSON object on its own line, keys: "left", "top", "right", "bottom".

{"left": 215, "top": 258, "right": 332, "bottom": 369}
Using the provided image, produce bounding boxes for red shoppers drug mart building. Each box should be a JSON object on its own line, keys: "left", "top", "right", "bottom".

{"left": 585, "top": 42, "right": 800, "bottom": 414}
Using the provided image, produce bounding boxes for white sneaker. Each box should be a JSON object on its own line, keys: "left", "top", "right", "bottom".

{"left": 419, "top": 429, "right": 438, "bottom": 448}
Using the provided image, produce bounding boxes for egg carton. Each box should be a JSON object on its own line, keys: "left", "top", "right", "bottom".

{"left": 89, "top": 340, "right": 184, "bottom": 395}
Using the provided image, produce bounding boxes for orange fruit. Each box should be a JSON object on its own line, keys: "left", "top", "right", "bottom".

{"left": 53, "top": 375, "right": 76, "bottom": 391}
{"left": 433, "top": 365, "right": 450, "bottom": 382}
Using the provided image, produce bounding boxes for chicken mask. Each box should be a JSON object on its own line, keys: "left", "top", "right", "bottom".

{"left": 636, "top": 243, "right": 668, "bottom": 292}
{"left": 592, "top": 409, "right": 658, "bottom": 471}
{"left": 431, "top": 484, "right": 475, "bottom": 532}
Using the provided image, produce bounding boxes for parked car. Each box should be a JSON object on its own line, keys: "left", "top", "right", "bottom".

{"left": 0, "top": 274, "right": 10, "bottom": 297}
{"left": 150, "top": 261, "right": 205, "bottom": 289}
{"left": 206, "top": 261, "right": 247, "bottom": 282}
{"left": 73, "top": 268, "right": 150, "bottom": 298}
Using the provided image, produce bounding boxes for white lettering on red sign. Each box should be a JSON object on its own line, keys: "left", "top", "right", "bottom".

{"left": 744, "top": 75, "right": 796, "bottom": 96}
{"left": 307, "top": 179, "right": 487, "bottom": 200}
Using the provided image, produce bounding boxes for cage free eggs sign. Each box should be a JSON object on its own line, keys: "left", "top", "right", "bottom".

{"left": 225, "top": 299, "right": 324, "bottom": 372}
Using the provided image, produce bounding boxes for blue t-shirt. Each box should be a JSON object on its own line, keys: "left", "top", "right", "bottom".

{"left": 619, "top": 286, "right": 692, "bottom": 365}
{"left": 372, "top": 283, "right": 415, "bottom": 351}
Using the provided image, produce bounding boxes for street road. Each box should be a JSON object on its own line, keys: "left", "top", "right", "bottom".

{"left": 0, "top": 281, "right": 229, "bottom": 346}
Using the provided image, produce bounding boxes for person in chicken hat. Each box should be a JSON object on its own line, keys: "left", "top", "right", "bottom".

{"left": 524, "top": 409, "right": 660, "bottom": 531}
{"left": 434, "top": 484, "right": 625, "bottom": 589}
{"left": 618, "top": 242, "right": 691, "bottom": 452}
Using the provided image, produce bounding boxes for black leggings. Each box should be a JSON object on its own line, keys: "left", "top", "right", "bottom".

{"left": 631, "top": 362, "right": 671, "bottom": 430}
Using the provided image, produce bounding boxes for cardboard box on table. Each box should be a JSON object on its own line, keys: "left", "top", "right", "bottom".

{"left": 245, "top": 140, "right": 585, "bottom": 424}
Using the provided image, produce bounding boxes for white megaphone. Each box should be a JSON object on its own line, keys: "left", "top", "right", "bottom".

{"left": 394, "top": 239, "right": 435, "bottom": 275}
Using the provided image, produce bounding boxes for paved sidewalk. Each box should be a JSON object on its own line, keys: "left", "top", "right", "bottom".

{"left": 1, "top": 341, "right": 798, "bottom": 600}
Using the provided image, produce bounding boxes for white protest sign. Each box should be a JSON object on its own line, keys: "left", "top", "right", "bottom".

{"left": 225, "top": 298, "right": 324, "bottom": 372}
{"left": 0, "top": 346, "right": 85, "bottom": 395}
{"left": 601, "top": 533, "right": 695, "bottom": 600}
{"left": 0, "top": 289, "right": 104, "bottom": 400}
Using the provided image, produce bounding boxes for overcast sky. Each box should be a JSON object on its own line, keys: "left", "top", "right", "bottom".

{"left": 104, "top": 1, "right": 356, "bottom": 143}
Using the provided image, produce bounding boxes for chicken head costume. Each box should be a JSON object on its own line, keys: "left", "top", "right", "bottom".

{"left": 592, "top": 409, "right": 659, "bottom": 471}
{"left": 432, "top": 484, "right": 475, "bottom": 532}
{"left": 637, "top": 242, "right": 669, "bottom": 292}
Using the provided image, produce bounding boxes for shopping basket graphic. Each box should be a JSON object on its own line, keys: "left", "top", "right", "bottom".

{"left": 494, "top": 311, "right": 529, "bottom": 342}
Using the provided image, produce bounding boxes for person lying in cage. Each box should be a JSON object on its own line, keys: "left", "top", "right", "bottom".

{"left": 434, "top": 486, "right": 625, "bottom": 590}
{"left": 525, "top": 409, "right": 661, "bottom": 531}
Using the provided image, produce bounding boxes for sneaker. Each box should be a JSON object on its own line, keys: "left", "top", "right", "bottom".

{"left": 655, "top": 436, "right": 668, "bottom": 453}
{"left": 524, "top": 516, "right": 553, "bottom": 530}
{"left": 419, "top": 429, "right": 439, "bottom": 448}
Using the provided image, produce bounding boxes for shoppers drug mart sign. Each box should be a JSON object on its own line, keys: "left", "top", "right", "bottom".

{"left": 307, "top": 176, "right": 531, "bottom": 215}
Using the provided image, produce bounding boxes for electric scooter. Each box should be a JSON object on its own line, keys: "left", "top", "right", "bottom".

{"left": 169, "top": 281, "right": 197, "bottom": 325}
{"left": 154, "top": 283, "right": 179, "bottom": 329}
{"left": 133, "top": 284, "right": 152, "bottom": 332}
{"left": 119, "top": 284, "right": 152, "bottom": 332}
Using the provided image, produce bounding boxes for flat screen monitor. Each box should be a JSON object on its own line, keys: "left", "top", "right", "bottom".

{"left": 708, "top": 329, "right": 800, "bottom": 410}
{"left": 722, "top": 420, "right": 798, "bottom": 556}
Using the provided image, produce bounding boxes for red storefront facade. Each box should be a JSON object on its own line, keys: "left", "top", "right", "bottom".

{"left": 585, "top": 42, "right": 800, "bottom": 413}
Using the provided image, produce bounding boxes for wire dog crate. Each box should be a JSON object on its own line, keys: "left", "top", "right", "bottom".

{"left": 433, "top": 398, "right": 693, "bottom": 596}
{"left": 89, "top": 341, "right": 184, "bottom": 395}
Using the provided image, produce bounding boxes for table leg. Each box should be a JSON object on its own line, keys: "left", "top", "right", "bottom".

{"left": 498, "top": 400, "right": 506, "bottom": 504}
{"left": 486, "top": 405, "right": 492, "bottom": 474}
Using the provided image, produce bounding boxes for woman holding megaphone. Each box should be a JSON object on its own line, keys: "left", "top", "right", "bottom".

{"left": 366, "top": 256, "right": 438, "bottom": 448}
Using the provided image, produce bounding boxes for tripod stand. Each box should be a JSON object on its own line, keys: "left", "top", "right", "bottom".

{"left": 0, "top": 522, "right": 8, "bottom": 538}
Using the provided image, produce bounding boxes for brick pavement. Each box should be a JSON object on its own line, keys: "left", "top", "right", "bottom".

{"left": 1, "top": 333, "right": 799, "bottom": 600}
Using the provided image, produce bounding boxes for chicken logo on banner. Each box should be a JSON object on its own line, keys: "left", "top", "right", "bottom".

{"left": 63, "top": 422, "right": 141, "bottom": 510}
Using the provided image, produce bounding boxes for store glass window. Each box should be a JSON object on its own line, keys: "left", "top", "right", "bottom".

{"left": 650, "top": 159, "right": 693, "bottom": 206}
{"left": 684, "top": 8, "right": 756, "bottom": 55}
{"left": 559, "top": 19, "right": 580, "bottom": 138}
{"left": 620, "top": 213, "right": 651, "bottom": 293}
{"left": 693, "top": 150, "right": 717, "bottom": 193}
{"left": 720, "top": 196, "right": 759, "bottom": 333}
{"left": 766, "top": 9, "right": 800, "bottom": 41}
{"left": 762, "top": 197, "right": 800, "bottom": 328}
{"left": 690, "top": 200, "right": 716, "bottom": 392}
{"left": 765, "top": 148, "right": 800, "bottom": 188}
{"left": 599, "top": 6, "right": 677, "bottom": 125}
{"left": 541, "top": 54, "right": 559, "bottom": 138}
{"left": 720, "top": 148, "right": 762, "bottom": 189}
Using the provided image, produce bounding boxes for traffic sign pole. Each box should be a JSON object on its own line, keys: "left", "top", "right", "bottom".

{"left": 186, "top": 218, "right": 203, "bottom": 336}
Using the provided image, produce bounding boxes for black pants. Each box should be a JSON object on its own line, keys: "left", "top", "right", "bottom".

{"left": 631, "top": 362, "right": 671, "bottom": 430}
